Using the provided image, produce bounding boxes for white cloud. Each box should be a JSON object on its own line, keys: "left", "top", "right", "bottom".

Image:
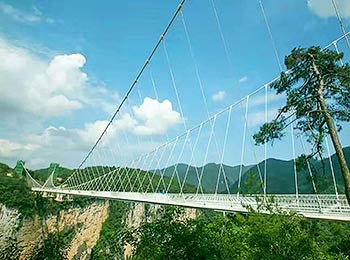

{"left": 34, "top": 98, "right": 181, "bottom": 149}
{"left": 0, "top": 38, "right": 86, "bottom": 118}
{"left": 2, "top": 114, "right": 160, "bottom": 168}
{"left": 0, "top": 139, "right": 39, "bottom": 158}
{"left": 78, "top": 124, "right": 110, "bottom": 147}
{"left": 249, "top": 92, "right": 285, "bottom": 107}
{"left": 46, "top": 54, "right": 87, "bottom": 96}
{"left": 0, "top": 2, "right": 57, "bottom": 24}
{"left": 0, "top": 37, "right": 118, "bottom": 121}
{"left": 114, "top": 113, "right": 138, "bottom": 132}
{"left": 47, "top": 98, "right": 179, "bottom": 146}
{"left": 76, "top": 115, "right": 137, "bottom": 147}
{"left": 212, "top": 91, "right": 226, "bottom": 102}
{"left": 133, "top": 97, "right": 182, "bottom": 136}
{"left": 307, "top": 0, "right": 350, "bottom": 18}
{"left": 0, "top": 37, "right": 125, "bottom": 167}
{"left": 239, "top": 76, "right": 248, "bottom": 83}
{"left": 0, "top": 38, "right": 182, "bottom": 168}
{"left": 247, "top": 108, "right": 279, "bottom": 127}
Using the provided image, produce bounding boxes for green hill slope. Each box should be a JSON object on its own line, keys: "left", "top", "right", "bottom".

{"left": 0, "top": 162, "right": 35, "bottom": 216}
{"left": 32, "top": 165, "right": 73, "bottom": 185}
{"left": 153, "top": 163, "right": 253, "bottom": 193}
{"left": 229, "top": 146, "right": 350, "bottom": 194}
{"left": 153, "top": 147, "right": 350, "bottom": 194}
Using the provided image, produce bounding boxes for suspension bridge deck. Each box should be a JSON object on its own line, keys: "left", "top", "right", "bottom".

{"left": 32, "top": 187, "right": 350, "bottom": 222}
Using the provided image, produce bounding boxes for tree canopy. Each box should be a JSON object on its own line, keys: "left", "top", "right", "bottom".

{"left": 253, "top": 46, "right": 350, "bottom": 202}
{"left": 253, "top": 46, "right": 350, "bottom": 149}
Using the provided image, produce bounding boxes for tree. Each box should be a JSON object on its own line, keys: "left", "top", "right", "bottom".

{"left": 253, "top": 47, "right": 350, "bottom": 203}
{"left": 125, "top": 207, "right": 222, "bottom": 260}
{"left": 29, "top": 232, "right": 68, "bottom": 260}
{"left": 125, "top": 207, "right": 349, "bottom": 260}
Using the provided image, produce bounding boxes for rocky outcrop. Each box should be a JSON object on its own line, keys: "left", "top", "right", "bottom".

{"left": 0, "top": 204, "right": 21, "bottom": 259}
{"left": 0, "top": 204, "right": 20, "bottom": 245}
{"left": 1, "top": 200, "right": 196, "bottom": 260}
{"left": 46, "top": 202, "right": 109, "bottom": 260}
{"left": 18, "top": 216, "right": 42, "bottom": 260}
{"left": 0, "top": 201, "right": 109, "bottom": 260}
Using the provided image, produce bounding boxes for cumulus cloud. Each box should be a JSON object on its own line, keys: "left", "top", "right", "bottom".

{"left": 0, "top": 139, "right": 39, "bottom": 158}
{"left": 0, "top": 37, "right": 118, "bottom": 121}
{"left": 212, "top": 91, "right": 226, "bottom": 102}
{"left": 46, "top": 54, "right": 87, "bottom": 95}
{"left": 68, "top": 98, "right": 182, "bottom": 148}
{"left": 77, "top": 116, "right": 136, "bottom": 147}
{"left": 0, "top": 2, "right": 57, "bottom": 24}
{"left": 0, "top": 39, "right": 86, "bottom": 118}
{"left": 0, "top": 37, "right": 125, "bottom": 167}
{"left": 133, "top": 97, "right": 182, "bottom": 136}
{"left": 2, "top": 115, "right": 160, "bottom": 168}
{"left": 32, "top": 98, "right": 181, "bottom": 150}
{"left": 307, "top": 0, "right": 350, "bottom": 18}
{"left": 239, "top": 76, "right": 248, "bottom": 83}
{"left": 0, "top": 37, "right": 181, "bottom": 168}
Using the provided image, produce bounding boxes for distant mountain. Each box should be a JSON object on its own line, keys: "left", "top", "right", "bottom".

{"left": 155, "top": 147, "right": 350, "bottom": 194}
{"left": 229, "top": 146, "right": 350, "bottom": 194}
{"left": 0, "top": 162, "right": 14, "bottom": 177}
{"left": 32, "top": 165, "right": 73, "bottom": 185}
{"left": 153, "top": 163, "right": 253, "bottom": 193}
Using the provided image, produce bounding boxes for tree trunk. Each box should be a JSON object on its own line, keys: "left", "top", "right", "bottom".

{"left": 312, "top": 60, "right": 350, "bottom": 205}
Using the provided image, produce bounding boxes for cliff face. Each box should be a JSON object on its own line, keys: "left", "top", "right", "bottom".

{"left": 46, "top": 202, "right": 109, "bottom": 260}
{"left": 0, "top": 202, "right": 109, "bottom": 260}
{"left": 0, "top": 205, "right": 21, "bottom": 259}
{"left": 18, "top": 216, "right": 42, "bottom": 260}
{"left": 0, "top": 205, "right": 20, "bottom": 245}
{"left": 0, "top": 200, "right": 196, "bottom": 260}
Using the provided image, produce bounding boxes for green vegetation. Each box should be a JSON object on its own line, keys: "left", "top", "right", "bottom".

{"left": 77, "top": 166, "right": 196, "bottom": 193}
{"left": 0, "top": 161, "right": 96, "bottom": 218}
{"left": 91, "top": 201, "right": 130, "bottom": 259}
{"left": 0, "top": 236, "right": 20, "bottom": 260}
{"left": 31, "top": 165, "right": 73, "bottom": 185}
{"left": 29, "top": 227, "right": 74, "bottom": 260}
{"left": 154, "top": 163, "right": 252, "bottom": 193}
{"left": 126, "top": 207, "right": 350, "bottom": 260}
{"left": 230, "top": 146, "right": 350, "bottom": 194}
{"left": 152, "top": 146, "right": 350, "bottom": 195}
{"left": 0, "top": 164, "right": 36, "bottom": 217}
{"left": 253, "top": 47, "right": 350, "bottom": 203}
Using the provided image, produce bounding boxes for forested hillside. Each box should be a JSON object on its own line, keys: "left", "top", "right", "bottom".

{"left": 1, "top": 146, "right": 350, "bottom": 259}
{"left": 154, "top": 146, "right": 350, "bottom": 194}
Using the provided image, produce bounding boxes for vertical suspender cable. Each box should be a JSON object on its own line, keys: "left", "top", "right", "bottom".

{"left": 325, "top": 137, "right": 340, "bottom": 201}
{"left": 264, "top": 85, "right": 268, "bottom": 200}
{"left": 237, "top": 96, "right": 249, "bottom": 198}
{"left": 180, "top": 10, "right": 230, "bottom": 195}
{"left": 62, "top": 0, "right": 187, "bottom": 188}
{"left": 290, "top": 117, "right": 299, "bottom": 203}
{"left": 331, "top": 0, "right": 350, "bottom": 53}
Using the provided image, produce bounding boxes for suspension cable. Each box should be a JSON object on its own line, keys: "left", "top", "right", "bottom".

{"left": 76, "top": 0, "right": 186, "bottom": 170}
{"left": 259, "top": 0, "right": 283, "bottom": 72}
{"left": 331, "top": 0, "right": 350, "bottom": 53}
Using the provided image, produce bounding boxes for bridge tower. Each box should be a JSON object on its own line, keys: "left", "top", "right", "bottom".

{"left": 14, "top": 160, "right": 25, "bottom": 178}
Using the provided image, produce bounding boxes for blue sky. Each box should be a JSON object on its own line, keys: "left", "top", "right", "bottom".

{"left": 0, "top": 0, "right": 349, "bottom": 169}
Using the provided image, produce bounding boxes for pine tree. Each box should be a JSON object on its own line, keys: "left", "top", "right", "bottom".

{"left": 253, "top": 47, "right": 350, "bottom": 203}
